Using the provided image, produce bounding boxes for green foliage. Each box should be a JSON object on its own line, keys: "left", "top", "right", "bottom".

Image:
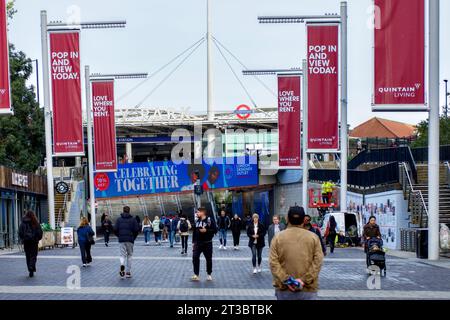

{"left": 40, "top": 223, "right": 54, "bottom": 232}
{"left": 411, "top": 117, "right": 450, "bottom": 148}
{"left": 0, "top": 45, "right": 45, "bottom": 172}
{"left": 6, "top": 1, "right": 16, "bottom": 20}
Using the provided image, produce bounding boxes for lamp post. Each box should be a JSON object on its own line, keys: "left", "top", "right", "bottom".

{"left": 444, "top": 79, "right": 448, "bottom": 118}
{"left": 40, "top": 10, "right": 125, "bottom": 229}
{"left": 85, "top": 70, "right": 147, "bottom": 236}
{"left": 257, "top": 2, "right": 348, "bottom": 212}
{"left": 31, "top": 59, "right": 40, "bottom": 105}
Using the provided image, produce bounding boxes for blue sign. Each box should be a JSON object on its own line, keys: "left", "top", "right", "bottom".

{"left": 95, "top": 156, "right": 259, "bottom": 199}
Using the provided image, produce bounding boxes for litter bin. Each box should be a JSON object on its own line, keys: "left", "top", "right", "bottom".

{"left": 416, "top": 228, "right": 428, "bottom": 259}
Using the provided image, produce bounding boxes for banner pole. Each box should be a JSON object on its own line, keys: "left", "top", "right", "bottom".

{"left": 302, "top": 59, "right": 308, "bottom": 209}
{"left": 85, "top": 65, "right": 97, "bottom": 237}
{"left": 340, "top": 2, "right": 348, "bottom": 212}
{"left": 40, "top": 10, "right": 56, "bottom": 229}
{"left": 428, "top": 0, "right": 440, "bottom": 261}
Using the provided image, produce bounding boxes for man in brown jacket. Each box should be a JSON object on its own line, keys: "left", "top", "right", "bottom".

{"left": 269, "top": 206, "right": 324, "bottom": 300}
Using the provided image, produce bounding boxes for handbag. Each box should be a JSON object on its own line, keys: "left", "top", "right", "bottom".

{"left": 87, "top": 232, "right": 95, "bottom": 245}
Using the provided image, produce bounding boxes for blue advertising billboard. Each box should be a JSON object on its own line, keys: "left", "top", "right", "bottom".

{"left": 94, "top": 156, "right": 259, "bottom": 199}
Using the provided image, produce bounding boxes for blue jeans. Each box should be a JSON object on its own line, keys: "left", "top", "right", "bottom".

{"left": 219, "top": 229, "right": 227, "bottom": 247}
{"left": 143, "top": 229, "right": 151, "bottom": 243}
{"left": 169, "top": 230, "right": 176, "bottom": 247}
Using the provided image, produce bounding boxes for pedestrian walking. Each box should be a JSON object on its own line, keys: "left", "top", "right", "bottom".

{"left": 247, "top": 213, "right": 266, "bottom": 274}
{"left": 135, "top": 215, "right": 141, "bottom": 231}
{"left": 18, "top": 210, "right": 43, "bottom": 277}
{"left": 152, "top": 216, "right": 163, "bottom": 245}
{"left": 161, "top": 215, "right": 168, "bottom": 242}
{"left": 363, "top": 216, "right": 382, "bottom": 266}
{"left": 268, "top": 215, "right": 286, "bottom": 247}
{"left": 142, "top": 215, "right": 152, "bottom": 245}
{"left": 324, "top": 215, "right": 338, "bottom": 254}
{"left": 217, "top": 210, "right": 231, "bottom": 250}
{"left": 230, "top": 214, "right": 242, "bottom": 250}
{"left": 304, "top": 215, "right": 326, "bottom": 256}
{"left": 177, "top": 214, "right": 192, "bottom": 255}
{"left": 269, "top": 206, "right": 324, "bottom": 300}
{"left": 101, "top": 214, "right": 113, "bottom": 246}
{"left": 114, "top": 206, "right": 139, "bottom": 279}
{"left": 77, "top": 217, "right": 95, "bottom": 267}
{"left": 191, "top": 207, "right": 217, "bottom": 282}
{"left": 167, "top": 214, "right": 179, "bottom": 248}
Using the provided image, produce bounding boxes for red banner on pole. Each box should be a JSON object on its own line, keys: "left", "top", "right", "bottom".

{"left": 278, "top": 75, "right": 301, "bottom": 168}
{"left": 307, "top": 24, "right": 339, "bottom": 151}
{"left": 49, "top": 31, "right": 84, "bottom": 155}
{"left": 374, "top": 0, "right": 425, "bottom": 109}
{"left": 0, "top": 0, "right": 11, "bottom": 114}
{"left": 92, "top": 80, "right": 117, "bottom": 172}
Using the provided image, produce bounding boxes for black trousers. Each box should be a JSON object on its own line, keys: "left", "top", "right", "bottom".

{"left": 322, "top": 193, "right": 329, "bottom": 203}
{"left": 79, "top": 242, "right": 92, "bottom": 264}
{"left": 23, "top": 240, "right": 38, "bottom": 272}
{"left": 192, "top": 241, "right": 213, "bottom": 276}
{"left": 251, "top": 245, "right": 263, "bottom": 267}
{"left": 232, "top": 231, "right": 240, "bottom": 246}
{"left": 181, "top": 235, "right": 189, "bottom": 253}
{"left": 103, "top": 231, "right": 110, "bottom": 243}
{"left": 327, "top": 232, "right": 336, "bottom": 253}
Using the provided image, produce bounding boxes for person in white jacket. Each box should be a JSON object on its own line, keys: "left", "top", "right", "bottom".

{"left": 152, "top": 216, "right": 163, "bottom": 245}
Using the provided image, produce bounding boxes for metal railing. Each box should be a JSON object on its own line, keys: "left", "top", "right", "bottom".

{"left": 312, "top": 154, "right": 323, "bottom": 169}
{"left": 445, "top": 161, "right": 450, "bottom": 187}
{"left": 411, "top": 145, "right": 450, "bottom": 162}
{"left": 399, "top": 162, "right": 428, "bottom": 227}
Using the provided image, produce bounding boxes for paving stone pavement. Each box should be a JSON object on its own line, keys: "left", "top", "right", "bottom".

{"left": 0, "top": 234, "right": 449, "bottom": 300}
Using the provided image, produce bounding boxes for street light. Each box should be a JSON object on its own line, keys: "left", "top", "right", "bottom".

{"left": 41, "top": 10, "right": 126, "bottom": 230}
{"left": 256, "top": 2, "right": 349, "bottom": 212}
{"left": 31, "top": 59, "right": 40, "bottom": 105}
{"left": 444, "top": 79, "right": 448, "bottom": 118}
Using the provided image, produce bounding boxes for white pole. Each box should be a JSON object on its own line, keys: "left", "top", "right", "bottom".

{"left": 85, "top": 65, "right": 97, "bottom": 237}
{"left": 302, "top": 59, "right": 309, "bottom": 209}
{"left": 340, "top": 2, "right": 348, "bottom": 212}
{"left": 207, "top": 0, "right": 214, "bottom": 123}
{"left": 40, "top": 11, "right": 55, "bottom": 229}
{"left": 428, "top": 0, "right": 440, "bottom": 261}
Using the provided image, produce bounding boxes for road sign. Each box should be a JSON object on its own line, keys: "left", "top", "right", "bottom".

{"left": 234, "top": 104, "right": 253, "bottom": 120}
{"left": 55, "top": 181, "right": 69, "bottom": 194}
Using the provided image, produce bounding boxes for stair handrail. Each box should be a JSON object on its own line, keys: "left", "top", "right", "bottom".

{"left": 400, "top": 162, "right": 429, "bottom": 219}
{"left": 312, "top": 154, "right": 323, "bottom": 169}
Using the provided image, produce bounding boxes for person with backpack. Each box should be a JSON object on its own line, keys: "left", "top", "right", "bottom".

{"left": 191, "top": 207, "right": 217, "bottom": 282}
{"left": 18, "top": 210, "right": 43, "bottom": 278}
{"left": 101, "top": 214, "right": 113, "bottom": 247}
{"left": 167, "top": 214, "right": 180, "bottom": 248}
{"left": 161, "top": 215, "right": 168, "bottom": 242}
{"left": 324, "top": 215, "right": 338, "bottom": 254}
{"left": 177, "top": 214, "right": 192, "bottom": 255}
{"left": 230, "top": 214, "right": 242, "bottom": 250}
{"left": 142, "top": 216, "right": 152, "bottom": 245}
{"left": 152, "top": 216, "right": 163, "bottom": 245}
{"left": 77, "top": 217, "right": 95, "bottom": 267}
{"left": 217, "top": 210, "right": 231, "bottom": 250}
{"left": 114, "top": 206, "right": 139, "bottom": 279}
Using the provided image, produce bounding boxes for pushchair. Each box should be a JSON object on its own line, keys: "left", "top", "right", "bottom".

{"left": 365, "top": 238, "right": 386, "bottom": 276}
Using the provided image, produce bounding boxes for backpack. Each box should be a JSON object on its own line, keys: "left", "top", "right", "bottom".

{"left": 180, "top": 220, "right": 189, "bottom": 233}
{"left": 23, "top": 223, "right": 35, "bottom": 241}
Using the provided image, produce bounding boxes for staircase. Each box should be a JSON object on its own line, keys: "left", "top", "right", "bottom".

{"left": 407, "top": 164, "right": 450, "bottom": 227}
{"left": 54, "top": 189, "right": 71, "bottom": 228}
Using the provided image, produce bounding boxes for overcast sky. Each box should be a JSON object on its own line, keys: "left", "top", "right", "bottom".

{"left": 8, "top": 0, "right": 450, "bottom": 128}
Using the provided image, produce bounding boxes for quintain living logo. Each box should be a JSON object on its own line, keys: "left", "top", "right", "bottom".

{"left": 0, "top": 88, "right": 6, "bottom": 95}
{"left": 415, "top": 83, "right": 421, "bottom": 90}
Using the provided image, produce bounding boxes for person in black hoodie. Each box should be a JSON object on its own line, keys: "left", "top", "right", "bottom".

{"left": 101, "top": 214, "right": 113, "bottom": 247}
{"left": 114, "top": 206, "right": 139, "bottom": 279}
{"left": 191, "top": 207, "right": 217, "bottom": 282}
{"left": 18, "top": 210, "right": 43, "bottom": 277}
{"left": 230, "top": 214, "right": 242, "bottom": 250}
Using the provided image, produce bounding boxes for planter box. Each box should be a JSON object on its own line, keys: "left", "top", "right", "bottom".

{"left": 38, "top": 231, "right": 55, "bottom": 250}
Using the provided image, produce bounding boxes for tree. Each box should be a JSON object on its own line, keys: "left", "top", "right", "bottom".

{"left": 0, "top": 5, "right": 45, "bottom": 172}
{"left": 411, "top": 117, "right": 450, "bottom": 148}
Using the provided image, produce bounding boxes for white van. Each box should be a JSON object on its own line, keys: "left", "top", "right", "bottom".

{"left": 320, "top": 212, "right": 363, "bottom": 245}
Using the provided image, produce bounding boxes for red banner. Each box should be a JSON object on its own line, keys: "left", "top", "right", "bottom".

{"left": 92, "top": 80, "right": 117, "bottom": 172}
{"left": 50, "top": 31, "right": 84, "bottom": 155}
{"left": 307, "top": 24, "right": 339, "bottom": 150}
{"left": 0, "top": 0, "right": 11, "bottom": 114}
{"left": 278, "top": 75, "right": 301, "bottom": 168}
{"left": 374, "top": 0, "right": 425, "bottom": 107}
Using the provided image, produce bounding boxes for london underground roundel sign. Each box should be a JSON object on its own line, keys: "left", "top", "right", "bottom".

{"left": 234, "top": 104, "right": 252, "bottom": 120}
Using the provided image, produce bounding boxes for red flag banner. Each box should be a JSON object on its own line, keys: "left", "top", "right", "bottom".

{"left": 0, "top": 0, "right": 11, "bottom": 114}
{"left": 373, "top": 0, "right": 425, "bottom": 109}
{"left": 307, "top": 24, "right": 339, "bottom": 151}
{"left": 278, "top": 75, "right": 301, "bottom": 168}
{"left": 92, "top": 80, "right": 117, "bottom": 172}
{"left": 49, "top": 31, "right": 84, "bottom": 155}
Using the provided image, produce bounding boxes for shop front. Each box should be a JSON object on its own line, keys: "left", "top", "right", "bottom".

{"left": 0, "top": 166, "right": 47, "bottom": 248}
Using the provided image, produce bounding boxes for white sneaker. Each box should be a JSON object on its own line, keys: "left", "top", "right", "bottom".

{"left": 82, "top": 264, "right": 87, "bottom": 268}
{"left": 257, "top": 267, "right": 262, "bottom": 273}
{"left": 223, "top": 246, "right": 227, "bottom": 250}
{"left": 219, "top": 245, "right": 223, "bottom": 250}
{"left": 253, "top": 268, "right": 257, "bottom": 274}
{"left": 207, "top": 275, "right": 213, "bottom": 281}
